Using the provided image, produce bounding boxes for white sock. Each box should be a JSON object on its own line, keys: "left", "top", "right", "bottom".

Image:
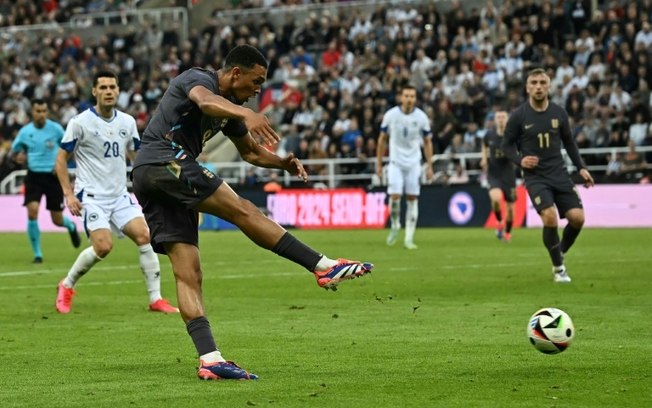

{"left": 405, "top": 199, "right": 419, "bottom": 243}
{"left": 200, "top": 350, "right": 226, "bottom": 364}
{"left": 390, "top": 197, "right": 401, "bottom": 230}
{"left": 139, "top": 244, "right": 162, "bottom": 303}
{"left": 314, "top": 255, "right": 337, "bottom": 271}
{"left": 63, "top": 247, "right": 103, "bottom": 288}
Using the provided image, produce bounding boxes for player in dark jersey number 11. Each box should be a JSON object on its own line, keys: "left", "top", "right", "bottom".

{"left": 502, "top": 68, "right": 594, "bottom": 283}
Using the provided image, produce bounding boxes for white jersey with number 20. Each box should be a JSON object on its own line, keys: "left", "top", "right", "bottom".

{"left": 61, "top": 107, "right": 139, "bottom": 197}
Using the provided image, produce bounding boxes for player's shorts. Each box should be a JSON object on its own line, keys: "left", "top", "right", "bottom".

{"left": 23, "top": 171, "right": 64, "bottom": 211}
{"left": 487, "top": 175, "right": 517, "bottom": 203}
{"left": 79, "top": 192, "right": 144, "bottom": 236}
{"left": 525, "top": 179, "right": 583, "bottom": 218}
{"left": 387, "top": 162, "right": 421, "bottom": 196}
{"left": 131, "top": 159, "right": 223, "bottom": 254}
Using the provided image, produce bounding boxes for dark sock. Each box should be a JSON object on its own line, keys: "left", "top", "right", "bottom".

{"left": 542, "top": 226, "right": 563, "bottom": 267}
{"left": 187, "top": 316, "right": 217, "bottom": 356}
{"left": 506, "top": 220, "right": 513, "bottom": 233}
{"left": 271, "top": 232, "right": 322, "bottom": 271}
{"left": 560, "top": 224, "right": 581, "bottom": 254}
{"left": 494, "top": 209, "right": 502, "bottom": 222}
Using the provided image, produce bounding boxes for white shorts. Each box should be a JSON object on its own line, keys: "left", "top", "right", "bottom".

{"left": 81, "top": 193, "right": 144, "bottom": 235}
{"left": 387, "top": 162, "right": 421, "bottom": 196}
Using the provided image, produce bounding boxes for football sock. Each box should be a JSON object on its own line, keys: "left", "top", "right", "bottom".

{"left": 63, "top": 247, "right": 103, "bottom": 288}
{"left": 200, "top": 350, "right": 226, "bottom": 364}
{"left": 506, "top": 220, "right": 513, "bottom": 234}
{"left": 542, "top": 226, "right": 563, "bottom": 267}
{"left": 138, "top": 244, "right": 162, "bottom": 303}
{"left": 405, "top": 199, "right": 419, "bottom": 243}
{"left": 559, "top": 224, "right": 581, "bottom": 254}
{"left": 27, "top": 219, "right": 42, "bottom": 258}
{"left": 272, "top": 232, "right": 323, "bottom": 271}
{"left": 493, "top": 203, "right": 502, "bottom": 223}
{"left": 187, "top": 316, "right": 221, "bottom": 361}
{"left": 390, "top": 197, "right": 401, "bottom": 230}
{"left": 62, "top": 216, "right": 76, "bottom": 233}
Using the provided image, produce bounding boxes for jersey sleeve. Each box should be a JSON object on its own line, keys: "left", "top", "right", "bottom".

{"left": 222, "top": 119, "right": 247, "bottom": 138}
{"left": 502, "top": 109, "right": 523, "bottom": 166}
{"left": 179, "top": 69, "right": 217, "bottom": 96}
{"left": 128, "top": 117, "right": 140, "bottom": 151}
{"left": 380, "top": 110, "right": 392, "bottom": 134}
{"left": 61, "top": 118, "right": 82, "bottom": 152}
{"left": 10, "top": 128, "right": 26, "bottom": 153}
{"left": 420, "top": 111, "right": 433, "bottom": 139}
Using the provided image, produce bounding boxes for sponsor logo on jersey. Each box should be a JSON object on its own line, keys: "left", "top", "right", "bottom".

{"left": 524, "top": 124, "right": 534, "bottom": 130}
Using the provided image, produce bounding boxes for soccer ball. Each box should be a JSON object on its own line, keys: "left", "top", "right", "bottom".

{"left": 527, "top": 307, "right": 574, "bottom": 354}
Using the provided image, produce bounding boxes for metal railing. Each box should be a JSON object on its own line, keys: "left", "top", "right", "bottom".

{"left": 0, "top": 7, "right": 188, "bottom": 44}
{"left": 1, "top": 146, "right": 650, "bottom": 194}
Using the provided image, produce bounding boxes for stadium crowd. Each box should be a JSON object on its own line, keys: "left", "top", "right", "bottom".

{"left": 0, "top": 0, "right": 650, "bottom": 185}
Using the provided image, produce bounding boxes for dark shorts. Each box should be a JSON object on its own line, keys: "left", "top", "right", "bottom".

{"left": 526, "top": 179, "right": 583, "bottom": 218}
{"left": 487, "top": 175, "right": 517, "bottom": 203}
{"left": 24, "top": 171, "right": 64, "bottom": 211}
{"left": 131, "top": 160, "right": 223, "bottom": 254}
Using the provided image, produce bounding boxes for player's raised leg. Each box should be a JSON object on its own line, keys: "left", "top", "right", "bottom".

{"left": 197, "top": 182, "right": 373, "bottom": 290}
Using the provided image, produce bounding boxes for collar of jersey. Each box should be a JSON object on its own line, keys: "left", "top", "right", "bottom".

{"left": 90, "top": 106, "right": 117, "bottom": 122}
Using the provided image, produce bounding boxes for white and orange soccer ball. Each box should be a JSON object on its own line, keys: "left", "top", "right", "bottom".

{"left": 527, "top": 307, "right": 575, "bottom": 354}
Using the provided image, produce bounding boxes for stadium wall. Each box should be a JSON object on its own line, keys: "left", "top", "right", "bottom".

{"left": 1, "top": 184, "right": 650, "bottom": 232}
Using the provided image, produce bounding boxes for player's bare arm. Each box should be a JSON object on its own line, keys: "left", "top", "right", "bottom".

{"left": 229, "top": 133, "right": 308, "bottom": 182}
{"left": 375, "top": 131, "right": 388, "bottom": 178}
{"left": 188, "top": 85, "right": 280, "bottom": 146}
{"left": 55, "top": 149, "right": 82, "bottom": 216}
{"left": 423, "top": 137, "right": 434, "bottom": 182}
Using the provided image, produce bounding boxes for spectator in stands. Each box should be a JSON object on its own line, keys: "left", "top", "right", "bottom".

{"left": 621, "top": 140, "right": 649, "bottom": 182}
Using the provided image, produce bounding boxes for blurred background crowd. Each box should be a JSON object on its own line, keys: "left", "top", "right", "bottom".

{"left": 0, "top": 0, "right": 650, "bottom": 186}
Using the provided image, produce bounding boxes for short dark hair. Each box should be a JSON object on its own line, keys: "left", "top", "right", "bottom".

{"left": 401, "top": 84, "right": 417, "bottom": 93}
{"left": 31, "top": 98, "right": 47, "bottom": 107}
{"left": 224, "top": 44, "right": 268, "bottom": 71}
{"left": 93, "top": 70, "right": 119, "bottom": 87}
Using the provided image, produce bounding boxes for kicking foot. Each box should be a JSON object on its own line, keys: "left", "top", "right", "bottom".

{"left": 314, "top": 259, "right": 373, "bottom": 291}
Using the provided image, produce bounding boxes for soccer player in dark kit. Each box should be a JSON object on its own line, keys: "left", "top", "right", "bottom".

{"left": 481, "top": 110, "right": 517, "bottom": 242}
{"left": 502, "top": 68, "right": 594, "bottom": 283}
{"left": 131, "top": 44, "right": 373, "bottom": 380}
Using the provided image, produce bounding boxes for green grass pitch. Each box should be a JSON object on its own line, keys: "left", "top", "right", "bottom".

{"left": 0, "top": 228, "right": 650, "bottom": 407}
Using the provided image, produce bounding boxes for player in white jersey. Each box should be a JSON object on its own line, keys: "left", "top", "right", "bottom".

{"left": 376, "top": 84, "right": 434, "bottom": 249}
{"left": 53, "top": 70, "right": 178, "bottom": 314}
